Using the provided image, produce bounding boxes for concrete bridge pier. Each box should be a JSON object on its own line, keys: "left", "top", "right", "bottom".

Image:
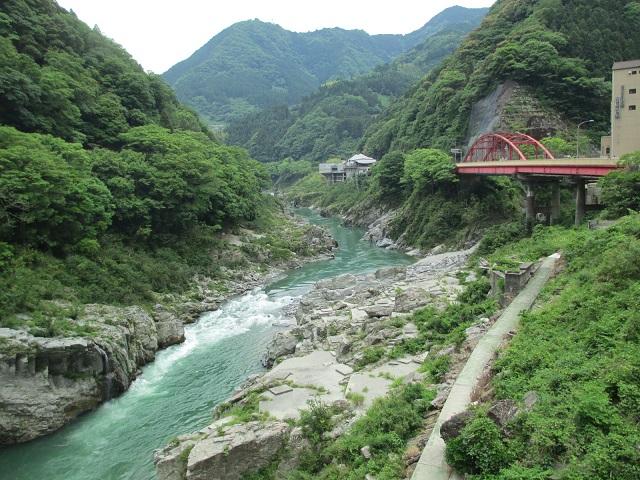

{"left": 551, "top": 182, "right": 561, "bottom": 225}
{"left": 525, "top": 180, "right": 536, "bottom": 226}
{"left": 575, "top": 177, "right": 586, "bottom": 226}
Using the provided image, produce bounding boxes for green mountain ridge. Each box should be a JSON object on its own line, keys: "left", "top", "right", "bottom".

{"left": 361, "top": 0, "right": 640, "bottom": 158}
{"left": 163, "top": 6, "right": 489, "bottom": 125}
{"left": 225, "top": 8, "right": 488, "bottom": 162}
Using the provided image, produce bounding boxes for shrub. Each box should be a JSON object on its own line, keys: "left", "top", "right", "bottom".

{"left": 445, "top": 414, "right": 513, "bottom": 475}
{"left": 356, "top": 346, "right": 386, "bottom": 368}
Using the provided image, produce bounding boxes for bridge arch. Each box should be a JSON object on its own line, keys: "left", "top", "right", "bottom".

{"left": 463, "top": 132, "right": 555, "bottom": 163}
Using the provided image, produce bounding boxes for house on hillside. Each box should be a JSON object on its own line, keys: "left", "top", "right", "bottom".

{"left": 318, "top": 162, "right": 346, "bottom": 183}
{"left": 319, "top": 153, "right": 377, "bottom": 183}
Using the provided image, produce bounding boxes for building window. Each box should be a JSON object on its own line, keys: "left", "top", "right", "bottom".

{"left": 630, "top": 105, "right": 637, "bottom": 111}
{"left": 631, "top": 88, "right": 638, "bottom": 94}
{"left": 633, "top": 71, "right": 638, "bottom": 75}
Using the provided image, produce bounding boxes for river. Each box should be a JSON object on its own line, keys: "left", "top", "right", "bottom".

{"left": 0, "top": 209, "right": 413, "bottom": 480}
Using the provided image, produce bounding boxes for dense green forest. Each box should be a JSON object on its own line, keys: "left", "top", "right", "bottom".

{"left": 0, "top": 0, "right": 271, "bottom": 331}
{"left": 226, "top": 11, "right": 486, "bottom": 163}
{"left": 361, "top": 0, "right": 640, "bottom": 158}
{"left": 163, "top": 7, "right": 488, "bottom": 126}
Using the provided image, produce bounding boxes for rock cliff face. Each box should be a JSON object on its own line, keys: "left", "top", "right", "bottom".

{"left": 0, "top": 304, "right": 185, "bottom": 445}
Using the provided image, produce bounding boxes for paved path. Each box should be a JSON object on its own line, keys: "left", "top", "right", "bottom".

{"left": 411, "top": 253, "right": 559, "bottom": 480}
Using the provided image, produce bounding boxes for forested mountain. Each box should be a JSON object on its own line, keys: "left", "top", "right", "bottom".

{"left": 226, "top": 7, "right": 488, "bottom": 163}
{"left": 361, "top": 0, "right": 640, "bottom": 158}
{"left": 163, "top": 7, "right": 488, "bottom": 125}
{"left": 0, "top": 0, "right": 209, "bottom": 146}
{"left": 0, "top": 0, "right": 268, "bottom": 325}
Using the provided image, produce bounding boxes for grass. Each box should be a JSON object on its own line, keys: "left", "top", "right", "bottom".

{"left": 286, "top": 383, "right": 436, "bottom": 480}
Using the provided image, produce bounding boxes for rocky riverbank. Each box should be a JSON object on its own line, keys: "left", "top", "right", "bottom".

{"left": 0, "top": 215, "right": 336, "bottom": 445}
{"left": 154, "top": 245, "right": 490, "bottom": 480}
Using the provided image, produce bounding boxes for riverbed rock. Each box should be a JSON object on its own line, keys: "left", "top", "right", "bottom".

{"left": 394, "top": 287, "right": 431, "bottom": 313}
{"left": 262, "top": 330, "right": 299, "bottom": 368}
{"left": 316, "top": 274, "right": 357, "bottom": 291}
{"left": 154, "top": 305, "right": 186, "bottom": 348}
{"left": 185, "top": 421, "right": 290, "bottom": 480}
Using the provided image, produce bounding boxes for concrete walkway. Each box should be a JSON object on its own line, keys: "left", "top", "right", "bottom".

{"left": 411, "top": 253, "right": 559, "bottom": 480}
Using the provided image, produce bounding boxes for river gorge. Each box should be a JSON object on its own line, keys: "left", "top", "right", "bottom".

{"left": 0, "top": 209, "right": 413, "bottom": 480}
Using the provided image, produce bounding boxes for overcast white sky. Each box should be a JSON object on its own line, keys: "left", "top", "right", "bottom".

{"left": 55, "top": 0, "right": 494, "bottom": 73}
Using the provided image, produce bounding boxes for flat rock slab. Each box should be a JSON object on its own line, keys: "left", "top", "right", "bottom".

{"left": 259, "top": 388, "right": 336, "bottom": 420}
{"left": 263, "top": 350, "right": 347, "bottom": 398}
{"left": 346, "top": 373, "right": 392, "bottom": 409}
{"left": 269, "top": 385, "right": 293, "bottom": 396}
{"left": 335, "top": 365, "right": 354, "bottom": 376}
{"left": 372, "top": 359, "right": 420, "bottom": 379}
{"left": 396, "top": 358, "right": 414, "bottom": 365}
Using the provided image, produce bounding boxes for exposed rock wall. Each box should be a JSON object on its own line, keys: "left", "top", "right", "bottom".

{"left": 466, "top": 80, "right": 568, "bottom": 147}
{"left": 0, "top": 304, "right": 184, "bottom": 445}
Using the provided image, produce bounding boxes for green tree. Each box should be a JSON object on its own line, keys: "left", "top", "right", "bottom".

{"left": 371, "top": 150, "right": 406, "bottom": 202}
{"left": 0, "top": 127, "right": 113, "bottom": 250}
{"left": 600, "top": 151, "right": 640, "bottom": 217}
{"left": 402, "top": 148, "right": 457, "bottom": 191}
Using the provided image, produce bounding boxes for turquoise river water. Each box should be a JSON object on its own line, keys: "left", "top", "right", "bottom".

{"left": 0, "top": 208, "right": 413, "bottom": 480}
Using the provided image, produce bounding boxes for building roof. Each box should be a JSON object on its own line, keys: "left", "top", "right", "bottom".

{"left": 613, "top": 60, "right": 640, "bottom": 70}
{"left": 347, "top": 153, "right": 377, "bottom": 165}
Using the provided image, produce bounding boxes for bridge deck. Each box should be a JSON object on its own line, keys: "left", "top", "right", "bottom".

{"left": 456, "top": 158, "right": 619, "bottom": 177}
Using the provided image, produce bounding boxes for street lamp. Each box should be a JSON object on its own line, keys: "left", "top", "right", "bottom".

{"left": 576, "top": 120, "right": 594, "bottom": 158}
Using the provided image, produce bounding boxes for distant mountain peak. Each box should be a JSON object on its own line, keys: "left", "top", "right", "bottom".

{"left": 163, "top": 6, "right": 489, "bottom": 125}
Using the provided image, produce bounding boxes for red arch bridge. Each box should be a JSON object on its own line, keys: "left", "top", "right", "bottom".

{"left": 454, "top": 132, "right": 621, "bottom": 225}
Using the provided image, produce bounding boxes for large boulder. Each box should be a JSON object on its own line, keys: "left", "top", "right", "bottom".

{"left": 363, "top": 303, "right": 394, "bottom": 318}
{"left": 262, "top": 331, "right": 299, "bottom": 367}
{"left": 154, "top": 305, "right": 186, "bottom": 348}
{"left": 185, "top": 421, "right": 290, "bottom": 480}
{"left": 487, "top": 399, "right": 519, "bottom": 434}
{"left": 440, "top": 411, "right": 474, "bottom": 442}
{"left": 394, "top": 287, "right": 431, "bottom": 313}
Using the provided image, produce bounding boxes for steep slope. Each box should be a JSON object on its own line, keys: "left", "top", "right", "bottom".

{"left": 362, "top": 0, "right": 640, "bottom": 158}
{"left": 0, "top": 0, "right": 208, "bottom": 147}
{"left": 0, "top": 0, "right": 269, "bottom": 331}
{"left": 226, "top": 7, "right": 488, "bottom": 162}
{"left": 163, "top": 7, "right": 488, "bottom": 125}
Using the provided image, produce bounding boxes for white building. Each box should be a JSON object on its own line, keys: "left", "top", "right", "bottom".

{"left": 319, "top": 154, "right": 377, "bottom": 183}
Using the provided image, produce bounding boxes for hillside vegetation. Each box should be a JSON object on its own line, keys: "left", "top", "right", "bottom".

{"left": 362, "top": 0, "right": 640, "bottom": 157}
{"left": 442, "top": 216, "right": 640, "bottom": 479}
{"left": 163, "top": 7, "right": 488, "bottom": 126}
{"left": 0, "top": 0, "right": 278, "bottom": 334}
{"left": 227, "top": 8, "right": 486, "bottom": 163}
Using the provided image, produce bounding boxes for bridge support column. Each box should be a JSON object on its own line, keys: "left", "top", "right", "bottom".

{"left": 575, "top": 177, "right": 586, "bottom": 226}
{"left": 525, "top": 181, "right": 536, "bottom": 226}
{"left": 551, "top": 182, "right": 561, "bottom": 225}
